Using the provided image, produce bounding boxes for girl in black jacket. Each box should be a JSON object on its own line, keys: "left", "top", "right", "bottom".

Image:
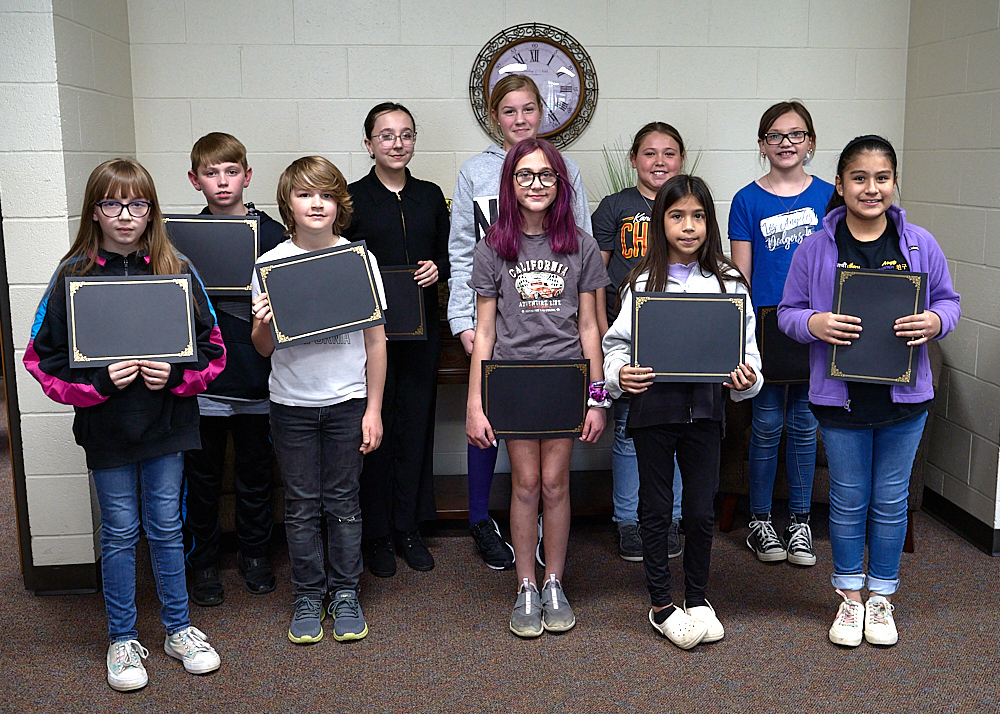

{"left": 24, "top": 159, "right": 226, "bottom": 692}
{"left": 344, "top": 102, "right": 450, "bottom": 576}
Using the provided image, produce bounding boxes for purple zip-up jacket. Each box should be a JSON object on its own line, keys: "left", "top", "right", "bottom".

{"left": 777, "top": 204, "right": 961, "bottom": 408}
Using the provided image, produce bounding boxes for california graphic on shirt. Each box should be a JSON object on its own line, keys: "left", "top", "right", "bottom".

{"left": 508, "top": 258, "right": 568, "bottom": 314}
{"left": 759, "top": 207, "right": 820, "bottom": 252}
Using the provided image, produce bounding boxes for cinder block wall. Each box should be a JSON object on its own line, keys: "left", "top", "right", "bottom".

{"left": 901, "top": 0, "right": 1000, "bottom": 529}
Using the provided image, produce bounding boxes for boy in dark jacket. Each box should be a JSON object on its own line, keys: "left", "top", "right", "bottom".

{"left": 182, "top": 133, "right": 286, "bottom": 606}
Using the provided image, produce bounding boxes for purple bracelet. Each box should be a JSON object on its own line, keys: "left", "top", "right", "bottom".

{"left": 589, "top": 380, "right": 610, "bottom": 403}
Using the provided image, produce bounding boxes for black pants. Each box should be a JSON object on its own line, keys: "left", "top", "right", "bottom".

{"left": 183, "top": 413, "right": 273, "bottom": 569}
{"left": 631, "top": 419, "right": 721, "bottom": 608}
{"left": 360, "top": 336, "right": 439, "bottom": 539}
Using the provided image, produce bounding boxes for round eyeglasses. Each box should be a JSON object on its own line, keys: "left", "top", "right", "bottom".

{"left": 513, "top": 170, "right": 559, "bottom": 188}
{"left": 96, "top": 200, "right": 152, "bottom": 218}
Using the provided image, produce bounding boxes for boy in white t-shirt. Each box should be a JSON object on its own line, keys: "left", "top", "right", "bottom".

{"left": 251, "top": 156, "right": 387, "bottom": 644}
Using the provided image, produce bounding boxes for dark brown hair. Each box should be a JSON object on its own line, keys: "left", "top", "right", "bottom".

{"left": 629, "top": 122, "right": 686, "bottom": 160}
{"left": 624, "top": 175, "right": 746, "bottom": 296}
{"left": 363, "top": 102, "right": 415, "bottom": 139}
{"left": 757, "top": 101, "right": 816, "bottom": 144}
{"left": 190, "top": 132, "right": 248, "bottom": 173}
{"left": 826, "top": 135, "right": 898, "bottom": 213}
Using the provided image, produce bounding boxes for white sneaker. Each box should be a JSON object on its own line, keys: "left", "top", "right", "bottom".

{"left": 106, "top": 639, "right": 149, "bottom": 692}
{"left": 864, "top": 595, "right": 898, "bottom": 646}
{"left": 164, "top": 626, "right": 221, "bottom": 674}
{"left": 684, "top": 600, "right": 725, "bottom": 643}
{"left": 648, "top": 606, "right": 707, "bottom": 650}
{"left": 828, "top": 590, "right": 864, "bottom": 647}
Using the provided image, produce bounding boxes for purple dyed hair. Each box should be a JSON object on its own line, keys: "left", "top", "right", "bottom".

{"left": 486, "top": 138, "right": 578, "bottom": 261}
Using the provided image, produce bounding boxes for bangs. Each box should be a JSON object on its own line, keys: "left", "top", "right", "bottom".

{"left": 95, "top": 163, "right": 155, "bottom": 202}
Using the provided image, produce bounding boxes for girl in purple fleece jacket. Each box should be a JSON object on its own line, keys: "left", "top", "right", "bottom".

{"left": 778, "top": 136, "right": 960, "bottom": 649}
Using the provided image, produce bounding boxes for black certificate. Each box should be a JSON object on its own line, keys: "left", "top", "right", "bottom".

{"left": 632, "top": 292, "right": 747, "bottom": 383}
{"left": 164, "top": 214, "right": 259, "bottom": 295}
{"left": 255, "top": 240, "right": 386, "bottom": 350}
{"left": 66, "top": 274, "right": 196, "bottom": 368}
{"left": 828, "top": 268, "right": 926, "bottom": 386}
{"left": 482, "top": 360, "right": 589, "bottom": 439}
{"left": 757, "top": 305, "right": 810, "bottom": 384}
{"left": 380, "top": 265, "right": 426, "bottom": 341}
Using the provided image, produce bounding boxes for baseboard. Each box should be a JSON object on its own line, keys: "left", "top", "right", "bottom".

{"left": 29, "top": 562, "right": 101, "bottom": 595}
{"left": 922, "top": 487, "right": 1000, "bottom": 556}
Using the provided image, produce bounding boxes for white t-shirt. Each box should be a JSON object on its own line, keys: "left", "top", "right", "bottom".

{"left": 251, "top": 236, "right": 388, "bottom": 408}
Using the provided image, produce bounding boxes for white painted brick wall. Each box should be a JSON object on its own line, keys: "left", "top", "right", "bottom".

{"left": 903, "top": 0, "right": 1000, "bottom": 529}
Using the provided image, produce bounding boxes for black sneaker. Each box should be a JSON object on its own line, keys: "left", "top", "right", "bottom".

{"left": 470, "top": 517, "right": 515, "bottom": 570}
{"left": 190, "top": 566, "right": 224, "bottom": 607}
{"left": 237, "top": 552, "right": 276, "bottom": 594}
{"left": 366, "top": 536, "right": 397, "bottom": 577}
{"left": 747, "top": 514, "right": 787, "bottom": 562}
{"left": 617, "top": 522, "right": 643, "bottom": 562}
{"left": 783, "top": 513, "right": 817, "bottom": 566}
{"left": 667, "top": 520, "right": 683, "bottom": 559}
{"left": 394, "top": 529, "right": 434, "bottom": 571}
{"left": 535, "top": 514, "right": 545, "bottom": 568}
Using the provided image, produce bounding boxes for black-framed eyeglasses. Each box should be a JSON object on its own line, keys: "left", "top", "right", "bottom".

{"left": 513, "top": 170, "right": 559, "bottom": 188}
{"left": 374, "top": 131, "right": 417, "bottom": 146}
{"left": 763, "top": 131, "right": 809, "bottom": 145}
{"left": 96, "top": 200, "right": 152, "bottom": 218}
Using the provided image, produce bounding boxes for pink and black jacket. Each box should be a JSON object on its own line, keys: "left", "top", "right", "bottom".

{"left": 24, "top": 249, "right": 226, "bottom": 470}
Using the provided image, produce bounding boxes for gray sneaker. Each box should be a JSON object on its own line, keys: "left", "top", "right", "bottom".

{"left": 329, "top": 589, "right": 368, "bottom": 641}
{"left": 540, "top": 574, "right": 576, "bottom": 632}
{"left": 667, "top": 520, "right": 683, "bottom": 559}
{"left": 618, "top": 522, "right": 643, "bottom": 562}
{"left": 509, "top": 578, "right": 543, "bottom": 638}
{"left": 287, "top": 596, "right": 324, "bottom": 644}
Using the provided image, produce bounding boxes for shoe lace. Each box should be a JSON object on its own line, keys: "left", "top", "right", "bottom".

{"left": 174, "top": 627, "right": 212, "bottom": 655}
{"left": 835, "top": 590, "right": 862, "bottom": 627}
{"left": 293, "top": 598, "right": 322, "bottom": 623}
{"left": 474, "top": 520, "right": 502, "bottom": 549}
{"left": 868, "top": 598, "right": 894, "bottom": 625}
{"left": 786, "top": 521, "right": 813, "bottom": 552}
{"left": 750, "top": 518, "right": 783, "bottom": 551}
{"left": 333, "top": 595, "right": 360, "bottom": 620}
{"left": 113, "top": 640, "right": 149, "bottom": 669}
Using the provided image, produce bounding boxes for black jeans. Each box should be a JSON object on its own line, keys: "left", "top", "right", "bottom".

{"left": 631, "top": 419, "right": 721, "bottom": 609}
{"left": 183, "top": 413, "right": 273, "bottom": 568}
{"left": 270, "top": 399, "right": 365, "bottom": 598}
{"left": 360, "top": 337, "right": 439, "bottom": 539}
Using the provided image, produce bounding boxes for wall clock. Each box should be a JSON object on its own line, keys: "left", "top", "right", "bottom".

{"left": 469, "top": 23, "right": 599, "bottom": 150}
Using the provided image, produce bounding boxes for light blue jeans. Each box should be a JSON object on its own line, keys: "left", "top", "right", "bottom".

{"left": 92, "top": 452, "right": 190, "bottom": 643}
{"left": 821, "top": 410, "right": 928, "bottom": 596}
{"left": 748, "top": 383, "right": 818, "bottom": 515}
{"left": 613, "top": 399, "right": 682, "bottom": 523}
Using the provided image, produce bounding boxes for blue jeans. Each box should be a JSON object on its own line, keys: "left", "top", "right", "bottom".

{"left": 821, "top": 410, "right": 928, "bottom": 596}
{"left": 748, "top": 383, "right": 818, "bottom": 515}
{"left": 270, "top": 399, "right": 365, "bottom": 598}
{"left": 613, "top": 399, "right": 682, "bottom": 523}
{"left": 92, "top": 452, "right": 190, "bottom": 643}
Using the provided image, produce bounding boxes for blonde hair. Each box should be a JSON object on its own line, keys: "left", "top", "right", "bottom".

{"left": 276, "top": 156, "right": 353, "bottom": 237}
{"left": 63, "top": 158, "right": 182, "bottom": 276}
{"left": 488, "top": 74, "right": 543, "bottom": 132}
{"left": 190, "top": 132, "right": 248, "bottom": 173}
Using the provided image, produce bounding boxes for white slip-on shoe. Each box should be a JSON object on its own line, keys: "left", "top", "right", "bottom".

{"left": 684, "top": 599, "right": 725, "bottom": 643}
{"left": 649, "top": 606, "right": 708, "bottom": 650}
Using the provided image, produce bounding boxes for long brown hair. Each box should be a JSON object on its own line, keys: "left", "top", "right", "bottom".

{"left": 63, "top": 158, "right": 182, "bottom": 276}
{"left": 624, "top": 175, "right": 746, "bottom": 295}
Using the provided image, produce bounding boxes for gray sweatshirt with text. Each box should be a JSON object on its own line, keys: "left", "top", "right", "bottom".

{"left": 446, "top": 144, "right": 593, "bottom": 336}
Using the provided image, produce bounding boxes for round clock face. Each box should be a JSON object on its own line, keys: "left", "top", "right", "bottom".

{"left": 487, "top": 40, "right": 583, "bottom": 137}
{"left": 470, "top": 24, "right": 599, "bottom": 150}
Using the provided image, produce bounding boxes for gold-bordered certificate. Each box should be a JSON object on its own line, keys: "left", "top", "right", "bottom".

{"left": 632, "top": 292, "right": 746, "bottom": 383}
{"left": 482, "top": 360, "right": 589, "bottom": 439}
{"left": 164, "top": 214, "right": 260, "bottom": 295}
{"left": 828, "top": 268, "right": 926, "bottom": 386}
{"left": 255, "top": 240, "right": 386, "bottom": 350}
{"left": 66, "top": 274, "right": 196, "bottom": 367}
{"left": 380, "top": 265, "right": 426, "bottom": 341}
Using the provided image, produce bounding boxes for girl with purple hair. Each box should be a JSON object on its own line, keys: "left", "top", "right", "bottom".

{"left": 466, "top": 138, "right": 610, "bottom": 638}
